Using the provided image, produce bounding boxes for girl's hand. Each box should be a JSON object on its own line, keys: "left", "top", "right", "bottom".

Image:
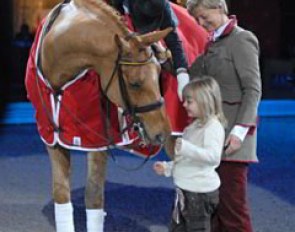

{"left": 153, "top": 162, "right": 166, "bottom": 176}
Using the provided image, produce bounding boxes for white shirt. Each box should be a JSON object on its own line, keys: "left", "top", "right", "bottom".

{"left": 213, "top": 20, "right": 230, "bottom": 41}
{"left": 164, "top": 117, "right": 225, "bottom": 193}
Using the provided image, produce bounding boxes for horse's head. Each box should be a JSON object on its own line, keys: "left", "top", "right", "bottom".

{"left": 101, "top": 28, "right": 173, "bottom": 145}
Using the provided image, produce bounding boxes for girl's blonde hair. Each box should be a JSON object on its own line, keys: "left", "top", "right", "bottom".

{"left": 186, "top": 0, "right": 228, "bottom": 15}
{"left": 183, "top": 76, "right": 227, "bottom": 127}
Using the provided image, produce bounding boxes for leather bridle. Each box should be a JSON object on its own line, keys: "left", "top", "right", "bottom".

{"left": 102, "top": 46, "right": 164, "bottom": 144}
{"left": 35, "top": 1, "right": 165, "bottom": 163}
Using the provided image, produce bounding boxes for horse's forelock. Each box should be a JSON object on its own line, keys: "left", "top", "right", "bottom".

{"left": 122, "top": 43, "right": 153, "bottom": 62}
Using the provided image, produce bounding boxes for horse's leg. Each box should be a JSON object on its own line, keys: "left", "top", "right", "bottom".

{"left": 47, "top": 145, "right": 75, "bottom": 232}
{"left": 85, "top": 151, "right": 108, "bottom": 232}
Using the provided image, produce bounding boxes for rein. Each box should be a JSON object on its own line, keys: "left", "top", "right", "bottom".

{"left": 35, "top": 1, "right": 165, "bottom": 170}
{"left": 118, "top": 53, "right": 164, "bottom": 118}
{"left": 102, "top": 46, "right": 164, "bottom": 130}
{"left": 101, "top": 47, "right": 164, "bottom": 170}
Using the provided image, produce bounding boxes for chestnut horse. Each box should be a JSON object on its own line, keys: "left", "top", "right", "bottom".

{"left": 27, "top": 0, "right": 172, "bottom": 231}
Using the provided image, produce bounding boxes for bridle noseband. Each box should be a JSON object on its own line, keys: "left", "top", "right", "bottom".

{"left": 103, "top": 46, "right": 165, "bottom": 143}
{"left": 34, "top": 1, "right": 165, "bottom": 170}
{"left": 118, "top": 56, "right": 164, "bottom": 116}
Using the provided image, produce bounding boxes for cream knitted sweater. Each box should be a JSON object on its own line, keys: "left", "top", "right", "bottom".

{"left": 165, "top": 117, "right": 225, "bottom": 193}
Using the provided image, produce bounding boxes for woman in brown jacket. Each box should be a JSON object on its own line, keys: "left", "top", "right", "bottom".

{"left": 186, "top": 0, "right": 262, "bottom": 232}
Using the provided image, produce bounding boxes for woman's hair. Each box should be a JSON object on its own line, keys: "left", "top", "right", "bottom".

{"left": 183, "top": 76, "right": 227, "bottom": 127}
{"left": 186, "top": 0, "right": 228, "bottom": 15}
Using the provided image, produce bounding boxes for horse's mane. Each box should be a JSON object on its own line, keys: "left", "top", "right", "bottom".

{"left": 74, "top": 0, "right": 130, "bottom": 37}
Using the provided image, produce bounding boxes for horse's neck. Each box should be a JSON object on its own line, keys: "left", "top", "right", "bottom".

{"left": 71, "top": 0, "right": 129, "bottom": 40}
{"left": 42, "top": 2, "right": 122, "bottom": 89}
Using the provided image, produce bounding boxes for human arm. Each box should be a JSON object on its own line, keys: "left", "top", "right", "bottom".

{"left": 225, "top": 31, "right": 261, "bottom": 154}
{"left": 160, "top": 2, "right": 189, "bottom": 101}
{"left": 231, "top": 31, "right": 261, "bottom": 126}
{"left": 224, "top": 125, "right": 248, "bottom": 154}
{"left": 165, "top": 31, "right": 190, "bottom": 101}
{"left": 164, "top": 29, "right": 188, "bottom": 72}
{"left": 175, "top": 124, "right": 225, "bottom": 165}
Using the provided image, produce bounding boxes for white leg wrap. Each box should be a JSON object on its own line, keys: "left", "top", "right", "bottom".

{"left": 54, "top": 202, "right": 75, "bottom": 232}
{"left": 86, "top": 209, "right": 107, "bottom": 232}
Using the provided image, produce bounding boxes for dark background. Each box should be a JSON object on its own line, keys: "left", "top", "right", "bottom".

{"left": 0, "top": 0, "right": 13, "bottom": 118}
{"left": 231, "top": 0, "right": 295, "bottom": 99}
{"left": 0, "top": 0, "right": 294, "bottom": 105}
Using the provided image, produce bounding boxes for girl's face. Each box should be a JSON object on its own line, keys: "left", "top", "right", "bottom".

{"left": 190, "top": 6, "right": 224, "bottom": 32}
{"left": 183, "top": 95, "right": 200, "bottom": 118}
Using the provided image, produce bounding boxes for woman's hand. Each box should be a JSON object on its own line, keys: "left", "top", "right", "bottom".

{"left": 224, "top": 134, "right": 242, "bottom": 155}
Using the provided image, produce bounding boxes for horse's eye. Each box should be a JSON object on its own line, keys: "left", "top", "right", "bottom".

{"left": 129, "top": 82, "right": 142, "bottom": 89}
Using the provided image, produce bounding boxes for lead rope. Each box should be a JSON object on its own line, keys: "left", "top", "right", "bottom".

{"left": 35, "top": 13, "right": 159, "bottom": 168}
{"left": 104, "top": 57, "right": 157, "bottom": 171}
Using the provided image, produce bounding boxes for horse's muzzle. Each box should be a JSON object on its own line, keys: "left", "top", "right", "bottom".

{"left": 133, "top": 122, "right": 167, "bottom": 145}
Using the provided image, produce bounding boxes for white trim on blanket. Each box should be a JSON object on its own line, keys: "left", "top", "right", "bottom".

{"left": 39, "top": 91, "right": 135, "bottom": 151}
{"left": 33, "top": 10, "right": 135, "bottom": 152}
{"left": 35, "top": 8, "right": 89, "bottom": 90}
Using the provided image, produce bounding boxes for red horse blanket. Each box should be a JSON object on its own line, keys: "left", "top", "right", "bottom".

{"left": 161, "top": 4, "right": 207, "bottom": 134}
{"left": 25, "top": 3, "right": 207, "bottom": 155}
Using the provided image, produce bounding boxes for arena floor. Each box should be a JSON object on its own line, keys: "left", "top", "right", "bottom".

{"left": 0, "top": 117, "right": 294, "bottom": 232}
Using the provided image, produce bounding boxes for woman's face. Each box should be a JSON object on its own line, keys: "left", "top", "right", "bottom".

{"left": 190, "top": 6, "right": 224, "bottom": 32}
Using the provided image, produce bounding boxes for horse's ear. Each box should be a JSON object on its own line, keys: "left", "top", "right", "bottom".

{"left": 138, "top": 27, "right": 173, "bottom": 46}
{"left": 114, "top": 34, "right": 131, "bottom": 52}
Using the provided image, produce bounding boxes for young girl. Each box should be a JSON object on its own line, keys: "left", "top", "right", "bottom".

{"left": 153, "top": 76, "right": 226, "bottom": 232}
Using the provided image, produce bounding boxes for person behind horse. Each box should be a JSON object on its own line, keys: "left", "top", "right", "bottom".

{"left": 26, "top": 1, "right": 173, "bottom": 232}
{"left": 111, "top": 0, "right": 190, "bottom": 101}
{"left": 187, "top": 0, "right": 262, "bottom": 231}
{"left": 153, "top": 76, "right": 226, "bottom": 232}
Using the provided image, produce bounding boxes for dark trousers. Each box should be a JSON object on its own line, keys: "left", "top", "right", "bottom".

{"left": 212, "top": 161, "right": 253, "bottom": 232}
{"left": 170, "top": 189, "right": 219, "bottom": 232}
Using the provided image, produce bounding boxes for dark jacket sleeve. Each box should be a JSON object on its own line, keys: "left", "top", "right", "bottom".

{"left": 111, "top": 0, "right": 188, "bottom": 71}
{"left": 164, "top": 29, "right": 188, "bottom": 71}
{"left": 160, "top": 2, "right": 188, "bottom": 71}
{"left": 111, "top": 0, "right": 125, "bottom": 14}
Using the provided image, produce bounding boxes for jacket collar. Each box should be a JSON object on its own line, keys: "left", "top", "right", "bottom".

{"left": 213, "top": 15, "right": 237, "bottom": 41}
